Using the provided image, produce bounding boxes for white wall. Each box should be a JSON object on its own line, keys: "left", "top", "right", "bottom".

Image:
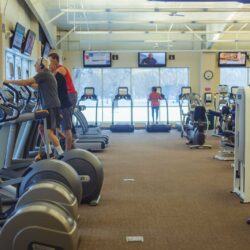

{"left": 63, "top": 50, "right": 202, "bottom": 93}
{"left": 63, "top": 50, "right": 250, "bottom": 101}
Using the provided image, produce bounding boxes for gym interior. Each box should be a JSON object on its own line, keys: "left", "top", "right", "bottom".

{"left": 1, "top": 0, "right": 250, "bottom": 249}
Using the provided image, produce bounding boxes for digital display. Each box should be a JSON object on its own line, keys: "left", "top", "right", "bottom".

{"left": 42, "top": 42, "right": 51, "bottom": 58}
{"left": 84, "top": 87, "right": 94, "bottom": 96}
{"left": 231, "top": 86, "right": 239, "bottom": 95}
{"left": 11, "top": 23, "right": 25, "bottom": 51}
{"left": 23, "top": 30, "right": 36, "bottom": 56}
{"left": 156, "top": 86, "right": 162, "bottom": 94}
{"left": 218, "top": 85, "right": 228, "bottom": 94}
{"left": 181, "top": 87, "right": 192, "bottom": 95}
{"left": 118, "top": 87, "right": 128, "bottom": 96}
{"left": 218, "top": 52, "right": 247, "bottom": 67}
{"left": 204, "top": 93, "right": 212, "bottom": 103}
{"left": 138, "top": 52, "right": 166, "bottom": 67}
{"left": 83, "top": 51, "right": 111, "bottom": 67}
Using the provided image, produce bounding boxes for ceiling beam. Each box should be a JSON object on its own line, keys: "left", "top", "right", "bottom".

{"left": 47, "top": 12, "right": 65, "bottom": 25}
{"left": 239, "top": 23, "right": 248, "bottom": 30}
{"left": 65, "top": 19, "right": 250, "bottom": 25}
{"left": 64, "top": 39, "right": 250, "bottom": 44}
{"left": 57, "top": 27, "right": 76, "bottom": 46}
{"left": 25, "top": 0, "right": 57, "bottom": 48}
{"left": 60, "top": 7, "right": 250, "bottom": 13}
{"left": 184, "top": 25, "right": 203, "bottom": 41}
{"left": 73, "top": 30, "right": 250, "bottom": 35}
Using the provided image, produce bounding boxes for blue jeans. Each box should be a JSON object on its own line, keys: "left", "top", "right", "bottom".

{"left": 152, "top": 106, "right": 159, "bottom": 122}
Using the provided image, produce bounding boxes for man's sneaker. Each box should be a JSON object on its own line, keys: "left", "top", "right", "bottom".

{"left": 35, "top": 152, "right": 54, "bottom": 161}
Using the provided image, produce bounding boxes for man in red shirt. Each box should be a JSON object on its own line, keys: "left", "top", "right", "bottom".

{"left": 149, "top": 87, "right": 162, "bottom": 124}
{"left": 49, "top": 52, "right": 78, "bottom": 148}
{"left": 48, "top": 53, "right": 78, "bottom": 110}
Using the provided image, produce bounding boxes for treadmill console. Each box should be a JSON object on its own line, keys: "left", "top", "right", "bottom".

{"left": 181, "top": 87, "right": 192, "bottom": 95}
{"left": 115, "top": 87, "right": 131, "bottom": 100}
{"left": 118, "top": 87, "right": 129, "bottom": 96}
{"left": 204, "top": 92, "right": 212, "bottom": 104}
{"left": 231, "top": 86, "right": 239, "bottom": 95}
{"left": 218, "top": 84, "right": 228, "bottom": 94}
{"left": 84, "top": 87, "right": 95, "bottom": 96}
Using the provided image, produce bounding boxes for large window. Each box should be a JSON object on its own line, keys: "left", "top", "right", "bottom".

{"left": 74, "top": 68, "right": 102, "bottom": 123}
{"left": 220, "top": 67, "right": 248, "bottom": 90}
{"left": 132, "top": 68, "right": 159, "bottom": 122}
{"left": 160, "top": 68, "right": 189, "bottom": 122}
{"left": 73, "top": 67, "right": 189, "bottom": 124}
{"left": 103, "top": 69, "right": 131, "bottom": 123}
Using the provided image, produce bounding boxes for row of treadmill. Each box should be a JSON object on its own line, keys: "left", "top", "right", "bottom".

{"left": 78, "top": 86, "right": 172, "bottom": 133}
{"left": 77, "top": 85, "right": 237, "bottom": 150}
{"left": 0, "top": 83, "right": 107, "bottom": 249}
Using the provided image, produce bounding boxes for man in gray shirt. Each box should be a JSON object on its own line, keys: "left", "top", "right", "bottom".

{"left": 4, "top": 57, "right": 64, "bottom": 158}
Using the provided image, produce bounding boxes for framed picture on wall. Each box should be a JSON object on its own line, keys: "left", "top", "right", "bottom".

{"left": 9, "top": 63, "right": 14, "bottom": 79}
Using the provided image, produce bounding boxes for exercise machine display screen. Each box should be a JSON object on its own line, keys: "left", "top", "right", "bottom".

{"left": 231, "top": 86, "right": 239, "bottom": 95}
{"left": 84, "top": 87, "right": 94, "bottom": 96}
{"left": 155, "top": 86, "right": 162, "bottom": 94}
{"left": 181, "top": 87, "right": 191, "bottom": 95}
{"left": 118, "top": 87, "right": 128, "bottom": 96}
{"left": 204, "top": 93, "right": 212, "bottom": 103}
{"left": 218, "top": 85, "right": 228, "bottom": 94}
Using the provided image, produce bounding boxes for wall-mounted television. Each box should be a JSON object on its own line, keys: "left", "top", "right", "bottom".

{"left": 138, "top": 52, "right": 166, "bottom": 67}
{"left": 42, "top": 42, "right": 51, "bottom": 58}
{"left": 11, "top": 22, "right": 25, "bottom": 51}
{"left": 83, "top": 51, "right": 111, "bottom": 67}
{"left": 22, "top": 30, "right": 36, "bottom": 56}
{"left": 218, "top": 52, "right": 247, "bottom": 67}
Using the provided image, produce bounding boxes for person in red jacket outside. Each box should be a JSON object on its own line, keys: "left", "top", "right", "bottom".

{"left": 149, "top": 87, "right": 162, "bottom": 124}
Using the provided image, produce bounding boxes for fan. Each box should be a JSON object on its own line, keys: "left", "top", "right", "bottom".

{"left": 169, "top": 11, "right": 184, "bottom": 17}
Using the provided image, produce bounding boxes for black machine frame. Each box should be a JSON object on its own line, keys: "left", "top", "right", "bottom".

{"left": 110, "top": 87, "right": 134, "bottom": 132}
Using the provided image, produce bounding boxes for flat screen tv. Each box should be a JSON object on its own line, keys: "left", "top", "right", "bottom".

{"left": 42, "top": 42, "right": 51, "bottom": 58}
{"left": 138, "top": 52, "right": 166, "bottom": 67}
{"left": 218, "top": 52, "right": 247, "bottom": 67}
{"left": 11, "top": 23, "right": 25, "bottom": 51}
{"left": 83, "top": 51, "right": 111, "bottom": 67}
{"left": 22, "top": 30, "right": 36, "bottom": 56}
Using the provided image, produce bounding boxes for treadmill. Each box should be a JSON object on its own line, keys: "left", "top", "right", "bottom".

{"left": 146, "top": 86, "right": 171, "bottom": 132}
{"left": 74, "top": 87, "right": 109, "bottom": 144}
{"left": 110, "top": 87, "right": 134, "bottom": 132}
{"left": 78, "top": 87, "right": 98, "bottom": 127}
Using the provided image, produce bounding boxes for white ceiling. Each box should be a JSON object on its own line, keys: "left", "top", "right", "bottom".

{"left": 31, "top": 0, "right": 250, "bottom": 51}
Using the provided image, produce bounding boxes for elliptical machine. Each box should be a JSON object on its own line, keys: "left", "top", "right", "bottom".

{"left": 1, "top": 82, "right": 104, "bottom": 206}
{"left": 179, "top": 87, "right": 211, "bottom": 149}
{"left": 0, "top": 99, "right": 81, "bottom": 250}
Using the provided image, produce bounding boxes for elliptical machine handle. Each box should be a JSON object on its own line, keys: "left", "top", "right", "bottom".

{"left": 3, "top": 103, "right": 20, "bottom": 122}
{"left": 22, "top": 86, "right": 32, "bottom": 105}
{"left": 3, "top": 82, "right": 19, "bottom": 104}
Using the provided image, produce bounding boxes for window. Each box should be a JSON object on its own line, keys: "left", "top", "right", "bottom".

{"left": 103, "top": 68, "right": 131, "bottom": 123}
{"left": 220, "top": 67, "right": 247, "bottom": 89}
{"left": 73, "top": 67, "right": 189, "bottom": 124}
{"left": 74, "top": 68, "right": 102, "bottom": 123}
{"left": 132, "top": 68, "right": 159, "bottom": 122}
{"left": 160, "top": 68, "right": 189, "bottom": 122}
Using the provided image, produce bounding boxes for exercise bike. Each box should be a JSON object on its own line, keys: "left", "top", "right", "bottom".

{"left": 179, "top": 87, "right": 211, "bottom": 149}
